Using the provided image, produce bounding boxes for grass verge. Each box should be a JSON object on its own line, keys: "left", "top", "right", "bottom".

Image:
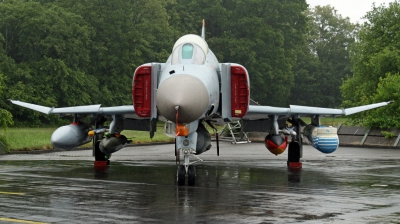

{"left": 2, "top": 128, "right": 56, "bottom": 152}
{"left": 0, "top": 126, "right": 175, "bottom": 152}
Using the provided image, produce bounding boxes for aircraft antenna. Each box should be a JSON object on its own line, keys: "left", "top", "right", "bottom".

{"left": 201, "top": 19, "right": 206, "bottom": 40}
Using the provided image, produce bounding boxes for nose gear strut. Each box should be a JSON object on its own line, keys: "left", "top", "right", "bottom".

{"left": 175, "top": 146, "right": 203, "bottom": 186}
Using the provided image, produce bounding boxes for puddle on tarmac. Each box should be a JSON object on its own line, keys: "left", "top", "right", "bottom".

{"left": 0, "top": 159, "right": 400, "bottom": 223}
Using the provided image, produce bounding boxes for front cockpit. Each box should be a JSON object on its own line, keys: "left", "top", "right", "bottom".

{"left": 157, "top": 34, "right": 220, "bottom": 124}
{"left": 171, "top": 34, "right": 208, "bottom": 65}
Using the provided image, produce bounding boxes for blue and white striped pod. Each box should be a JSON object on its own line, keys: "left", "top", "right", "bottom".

{"left": 303, "top": 125, "right": 339, "bottom": 154}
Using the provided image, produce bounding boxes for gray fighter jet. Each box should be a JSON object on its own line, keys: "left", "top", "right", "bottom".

{"left": 9, "top": 20, "right": 392, "bottom": 186}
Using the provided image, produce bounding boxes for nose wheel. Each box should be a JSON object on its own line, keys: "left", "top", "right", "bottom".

{"left": 176, "top": 148, "right": 201, "bottom": 186}
{"left": 187, "top": 165, "right": 196, "bottom": 186}
{"left": 177, "top": 165, "right": 186, "bottom": 185}
{"left": 176, "top": 164, "right": 196, "bottom": 186}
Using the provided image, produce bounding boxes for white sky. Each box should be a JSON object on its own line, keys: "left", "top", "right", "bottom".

{"left": 307, "top": 0, "right": 395, "bottom": 23}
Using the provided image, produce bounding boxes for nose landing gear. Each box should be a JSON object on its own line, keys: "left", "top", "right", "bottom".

{"left": 176, "top": 148, "right": 202, "bottom": 186}
{"left": 177, "top": 164, "right": 196, "bottom": 186}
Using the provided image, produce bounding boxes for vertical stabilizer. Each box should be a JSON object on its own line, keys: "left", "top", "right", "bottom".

{"left": 201, "top": 19, "right": 206, "bottom": 40}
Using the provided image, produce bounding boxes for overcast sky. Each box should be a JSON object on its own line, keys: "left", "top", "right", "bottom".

{"left": 307, "top": 0, "right": 395, "bottom": 23}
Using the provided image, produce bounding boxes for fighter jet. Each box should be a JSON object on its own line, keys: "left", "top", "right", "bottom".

{"left": 9, "top": 20, "right": 392, "bottom": 186}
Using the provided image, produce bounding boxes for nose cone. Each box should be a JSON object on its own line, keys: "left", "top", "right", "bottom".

{"left": 157, "top": 75, "right": 209, "bottom": 123}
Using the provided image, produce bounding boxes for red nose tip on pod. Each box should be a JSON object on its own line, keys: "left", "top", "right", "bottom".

{"left": 265, "top": 134, "right": 287, "bottom": 156}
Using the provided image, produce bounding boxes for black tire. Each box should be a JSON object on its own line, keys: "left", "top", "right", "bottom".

{"left": 288, "top": 141, "right": 301, "bottom": 163}
{"left": 94, "top": 140, "right": 107, "bottom": 161}
{"left": 177, "top": 165, "right": 186, "bottom": 186}
{"left": 188, "top": 165, "right": 196, "bottom": 186}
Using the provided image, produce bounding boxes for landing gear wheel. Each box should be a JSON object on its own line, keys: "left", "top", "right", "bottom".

{"left": 177, "top": 165, "right": 186, "bottom": 186}
{"left": 93, "top": 140, "right": 109, "bottom": 169}
{"left": 94, "top": 140, "right": 107, "bottom": 161}
{"left": 288, "top": 141, "right": 301, "bottom": 162}
{"left": 187, "top": 165, "right": 196, "bottom": 186}
{"left": 287, "top": 141, "right": 302, "bottom": 169}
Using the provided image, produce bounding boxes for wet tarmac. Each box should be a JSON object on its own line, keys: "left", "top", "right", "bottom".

{"left": 0, "top": 141, "right": 400, "bottom": 223}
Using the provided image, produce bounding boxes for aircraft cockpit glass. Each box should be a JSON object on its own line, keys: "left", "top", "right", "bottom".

{"left": 171, "top": 43, "right": 206, "bottom": 65}
{"left": 182, "top": 44, "right": 193, "bottom": 59}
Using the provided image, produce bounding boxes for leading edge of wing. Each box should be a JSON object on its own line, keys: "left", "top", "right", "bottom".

{"left": 8, "top": 100, "right": 136, "bottom": 116}
{"left": 245, "top": 101, "right": 393, "bottom": 119}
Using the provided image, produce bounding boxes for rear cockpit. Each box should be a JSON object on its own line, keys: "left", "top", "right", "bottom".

{"left": 171, "top": 34, "right": 208, "bottom": 65}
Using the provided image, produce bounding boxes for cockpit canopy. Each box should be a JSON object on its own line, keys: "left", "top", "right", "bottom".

{"left": 171, "top": 34, "right": 208, "bottom": 65}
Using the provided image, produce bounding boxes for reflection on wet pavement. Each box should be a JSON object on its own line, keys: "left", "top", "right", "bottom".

{"left": 0, "top": 156, "right": 400, "bottom": 223}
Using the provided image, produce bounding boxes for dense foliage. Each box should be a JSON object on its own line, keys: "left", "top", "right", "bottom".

{"left": 0, "top": 0, "right": 172, "bottom": 125}
{"left": 167, "top": 0, "right": 309, "bottom": 106}
{"left": 341, "top": 1, "right": 400, "bottom": 128}
{"left": 290, "top": 6, "right": 358, "bottom": 107}
{"left": 0, "top": 0, "right": 396, "bottom": 127}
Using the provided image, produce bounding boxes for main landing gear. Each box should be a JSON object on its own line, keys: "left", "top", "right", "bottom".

{"left": 287, "top": 141, "right": 302, "bottom": 169}
{"left": 94, "top": 137, "right": 110, "bottom": 169}
{"left": 287, "top": 117, "right": 303, "bottom": 169}
{"left": 176, "top": 147, "right": 202, "bottom": 186}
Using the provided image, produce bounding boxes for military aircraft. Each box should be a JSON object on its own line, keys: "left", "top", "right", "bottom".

{"left": 9, "top": 20, "right": 392, "bottom": 186}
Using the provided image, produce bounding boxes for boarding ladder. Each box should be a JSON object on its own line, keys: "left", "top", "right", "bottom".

{"left": 219, "top": 120, "right": 251, "bottom": 144}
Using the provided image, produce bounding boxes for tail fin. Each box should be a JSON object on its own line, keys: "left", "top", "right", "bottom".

{"left": 201, "top": 19, "right": 205, "bottom": 40}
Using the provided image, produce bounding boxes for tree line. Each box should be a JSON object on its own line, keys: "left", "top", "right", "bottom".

{"left": 0, "top": 0, "right": 398, "bottom": 128}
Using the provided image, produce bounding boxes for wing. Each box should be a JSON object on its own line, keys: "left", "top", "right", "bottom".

{"left": 8, "top": 100, "right": 139, "bottom": 117}
{"left": 8, "top": 99, "right": 161, "bottom": 151}
{"left": 244, "top": 101, "right": 393, "bottom": 120}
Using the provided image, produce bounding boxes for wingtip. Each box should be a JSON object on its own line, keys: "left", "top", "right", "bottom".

{"left": 388, "top": 100, "right": 394, "bottom": 104}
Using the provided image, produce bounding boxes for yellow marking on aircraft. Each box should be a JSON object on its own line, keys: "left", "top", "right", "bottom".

{"left": 0, "top": 191, "right": 25, "bottom": 196}
{"left": 0, "top": 217, "right": 48, "bottom": 224}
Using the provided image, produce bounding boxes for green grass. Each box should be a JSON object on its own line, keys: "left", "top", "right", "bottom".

{"left": 122, "top": 128, "right": 174, "bottom": 144}
{"left": 1, "top": 128, "right": 56, "bottom": 151}
{"left": 0, "top": 125, "right": 175, "bottom": 152}
{"left": 302, "top": 117, "right": 352, "bottom": 127}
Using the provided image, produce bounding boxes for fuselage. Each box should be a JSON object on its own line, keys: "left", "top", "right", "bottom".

{"left": 156, "top": 34, "right": 220, "bottom": 124}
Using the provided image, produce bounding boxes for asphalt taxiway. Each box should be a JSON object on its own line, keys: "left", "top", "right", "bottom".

{"left": 0, "top": 141, "right": 400, "bottom": 223}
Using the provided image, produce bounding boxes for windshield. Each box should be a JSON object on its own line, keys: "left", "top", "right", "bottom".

{"left": 171, "top": 43, "right": 206, "bottom": 65}
{"left": 182, "top": 44, "right": 194, "bottom": 59}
